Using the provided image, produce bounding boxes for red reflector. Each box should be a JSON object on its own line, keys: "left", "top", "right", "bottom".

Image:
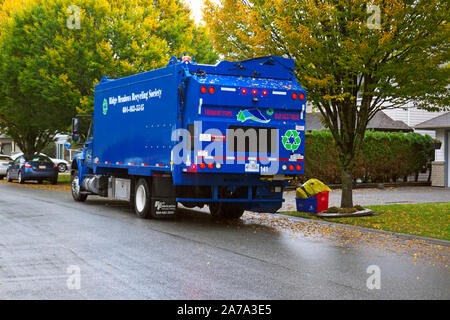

{"left": 289, "top": 164, "right": 295, "bottom": 171}
{"left": 299, "top": 93, "right": 305, "bottom": 100}
{"left": 200, "top": 87, "right": 207, "bottom": 94}
{"left": 292, "top": 93, "right": 298, "bottom": 100}
{"left": 252, "top": 89, "right": 257, "bottom": 95}
{"left": 241, "top": 88, "right": 247, "bottom": 94}
{"left": 208, "top": 87, "right": 215, "bottom": 94}
{"left": 207, "top": 163, "right": 214, "bottom": 169}
{"left": 296, "top": 165, "right": 302, "bottom": 171}
{"left": 199, "top": 163, "right": 206, "bottom": 169}
{"left": 262, "top": 90, "right": 268, "bottom": 96}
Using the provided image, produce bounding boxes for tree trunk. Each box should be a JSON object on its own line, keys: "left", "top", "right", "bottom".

{"left": 341, "top": 166, "right": 353, "bottom": 208}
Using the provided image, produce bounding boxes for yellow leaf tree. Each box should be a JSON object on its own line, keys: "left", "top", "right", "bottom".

{"left": 205, "top": 0, "right": 449, "bottom": 207}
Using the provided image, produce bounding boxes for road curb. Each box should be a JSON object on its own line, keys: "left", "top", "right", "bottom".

{"left": 274, "top": 213, "right": 450, "bottom": 247}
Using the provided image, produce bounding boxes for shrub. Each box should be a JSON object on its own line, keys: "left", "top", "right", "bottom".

{"left": 303, "top": 130, "right": 434, "bottom": 184}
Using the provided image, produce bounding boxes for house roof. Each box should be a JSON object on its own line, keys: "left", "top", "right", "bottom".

{"left": 306, "top": 111, "right": 413, "bottom": 132}
{"left": 415, "top": 112, "right": 450, "bottom": 130}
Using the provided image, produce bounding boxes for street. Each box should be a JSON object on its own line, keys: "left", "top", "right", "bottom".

{"left": 0, "top": 182, "right": 448, "bottom": 300}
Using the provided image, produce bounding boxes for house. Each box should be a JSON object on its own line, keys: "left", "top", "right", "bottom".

{"left": 383, "top": 103, "right": 448, "bottom": 137}
{"left": 0, "top": 134, "right": 20, "bottom": 155}
{"left": 305, "top": 111, "right": 412, "bottom": 132}
{"left": 415, "top": 112, "right": 450, "bottom": 187}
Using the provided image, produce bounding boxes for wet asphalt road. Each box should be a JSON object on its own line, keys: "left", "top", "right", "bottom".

{"left": 0, "top": 182, "right": 448, "bottom": 300}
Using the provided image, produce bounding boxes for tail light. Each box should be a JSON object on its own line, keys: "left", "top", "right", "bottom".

{"left": 207, "top": 163, "right": 214, "bottom": 169}
{"left": 299, "top": 93, "right": 305, "bottom": 100}
{"left": 54, "top": 165, "right": 58, "bottom": 169}
{"left": 289, "top": 164, "right": 295, "bottom": 171}
{"left": 200, "top": 86, "right": 207, "bottom": 94}
{"left": 252, "top": 89, "right": 257, "bottom": 95}
{"left": 262, "top": 90, "right": 268, "bottom": 96}
{"left": 23, "top": 163, "right": 32, "bottom": 168}
{"left": 296, "top": 164, "right": 302, "bottom": 171}
{"left": 208, "top": 87, "right": 215, "bottom": 94}
{"left": 241, "top": 88, "right": 247, "bottom": 94}
{"left": 199, "top": 163, "right": 206, "bottom": 169}
{"left": 292, "top": 93, "right": 298, "bottom": 100}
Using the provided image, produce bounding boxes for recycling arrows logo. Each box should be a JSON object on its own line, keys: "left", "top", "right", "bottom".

{"left": 282, "top": 130, "right": 301, "bottom": 152}
{"left": 102, "top": 99, "right": 108, "bottom": 115}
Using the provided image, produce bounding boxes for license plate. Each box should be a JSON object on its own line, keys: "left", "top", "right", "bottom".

{"left": 39, "top": 166, "right": 46, "bottom": 170}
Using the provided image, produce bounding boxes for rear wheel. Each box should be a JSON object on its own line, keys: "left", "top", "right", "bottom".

{"left": 57, "top": 163, "right": 67, "bottom": 173}
{"left": 71, "top": 170, "right": 87, "bottom": 202}
{"left": 209, "top": 203, "right": 245, "bottom": 220}
{"left": 134, "top": 178, "right": 151, "bottom": 219}
{"left": 18, "top": 171, "right": 25, "bottom": 184}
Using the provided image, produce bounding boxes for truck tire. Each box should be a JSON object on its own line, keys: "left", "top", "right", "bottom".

{"left": 134, "top": 178, "right": 152, "bottom": 219}
{"left": 209, "top": 203, "right": 245, "bottom": 220}
{"left": 71, "top": 170, "right": 87, "bottom": 202}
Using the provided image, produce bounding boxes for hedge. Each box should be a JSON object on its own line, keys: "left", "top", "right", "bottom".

{"left": 303, "top": 130, "right": 434, "bottom": 184}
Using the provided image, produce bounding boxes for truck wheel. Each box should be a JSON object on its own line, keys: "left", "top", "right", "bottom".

{"left": 71, "top": 170, "right": 87, "bottom": 202}
{"left": 134, "top": 178, "right": 151, "bottom": 219}
{"left": 209, "top": 203, "right": 245, "bottom": 220}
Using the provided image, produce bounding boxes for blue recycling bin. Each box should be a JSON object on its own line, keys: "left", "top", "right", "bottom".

{"left": 296, "top": 197, "right": 318, "bottom": 213}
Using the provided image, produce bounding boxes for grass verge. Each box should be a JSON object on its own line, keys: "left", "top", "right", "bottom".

{"left": 281, "top": 202, "right": 450, "bottom": 241}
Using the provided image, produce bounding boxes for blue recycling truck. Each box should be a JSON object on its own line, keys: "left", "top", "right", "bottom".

{"left": 70, "top": 56, "right": 306, "bottom": 219}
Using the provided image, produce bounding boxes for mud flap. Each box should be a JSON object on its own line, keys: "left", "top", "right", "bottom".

{"left": 151, "top": 175, "right": 177, "bottom": 218}
{"left": 151, "top": 198, "right": 177, "bottom": 218}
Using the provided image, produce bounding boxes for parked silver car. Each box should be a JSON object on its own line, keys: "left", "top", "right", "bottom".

{"left": 11, "top": 153, "right": 70, "bottom": 173}
{"left": 0, "top": 154, "right": 12, "bottom": 179}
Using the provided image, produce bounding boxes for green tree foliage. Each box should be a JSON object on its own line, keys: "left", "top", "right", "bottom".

{"left": 0, "top": 0, "right": 217, "bottom": 156}
{"left": 204, "top": 0, "right": 449, "bottom": 207}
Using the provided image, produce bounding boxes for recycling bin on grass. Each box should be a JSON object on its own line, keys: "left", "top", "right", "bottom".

{"left": 295, "top": 179, "right": 330, "bottom": 213}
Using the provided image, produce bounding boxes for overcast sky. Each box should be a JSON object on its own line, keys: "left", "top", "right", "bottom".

{"left": 187, "top": 0, "right": 220, "bottom": 24}
{"left": 187, "top": 0, "right": 204, "bottom": 23}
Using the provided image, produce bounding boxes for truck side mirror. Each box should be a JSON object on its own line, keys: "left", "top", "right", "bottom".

{"left": 72, "top": 118, "right": 80, "bottom": 142}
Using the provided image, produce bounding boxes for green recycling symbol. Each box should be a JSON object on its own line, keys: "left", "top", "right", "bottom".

{"left": 102, "top": 99, "right": 108, "bottom": 115}
{"left": 282, "top": 130, "right": 301, "bottom": 152}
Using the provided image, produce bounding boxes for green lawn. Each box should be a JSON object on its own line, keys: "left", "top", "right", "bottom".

{"left": 57, "top": 174, "right": 71, "bottom": 185}
{"left": 282, "top": 202, "right": 450, "bottom": 241}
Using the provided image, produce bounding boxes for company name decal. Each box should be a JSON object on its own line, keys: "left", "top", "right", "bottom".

{"left": 104, "top": 88, "right": 162, "bottom": 115}
{"left": 107, "top": 89, "right": 162, "bottom": 106}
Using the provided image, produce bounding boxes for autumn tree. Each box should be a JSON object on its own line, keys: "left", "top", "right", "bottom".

{"left": 0, "top": 0, "right": 217, "bottom": 156}
{"left": 204, "top": 0, "right": 449, "bottom": 207}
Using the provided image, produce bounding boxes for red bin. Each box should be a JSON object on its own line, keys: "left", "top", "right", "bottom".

{"left": 314, "top": 191, "right": 329, "bottom": 213}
